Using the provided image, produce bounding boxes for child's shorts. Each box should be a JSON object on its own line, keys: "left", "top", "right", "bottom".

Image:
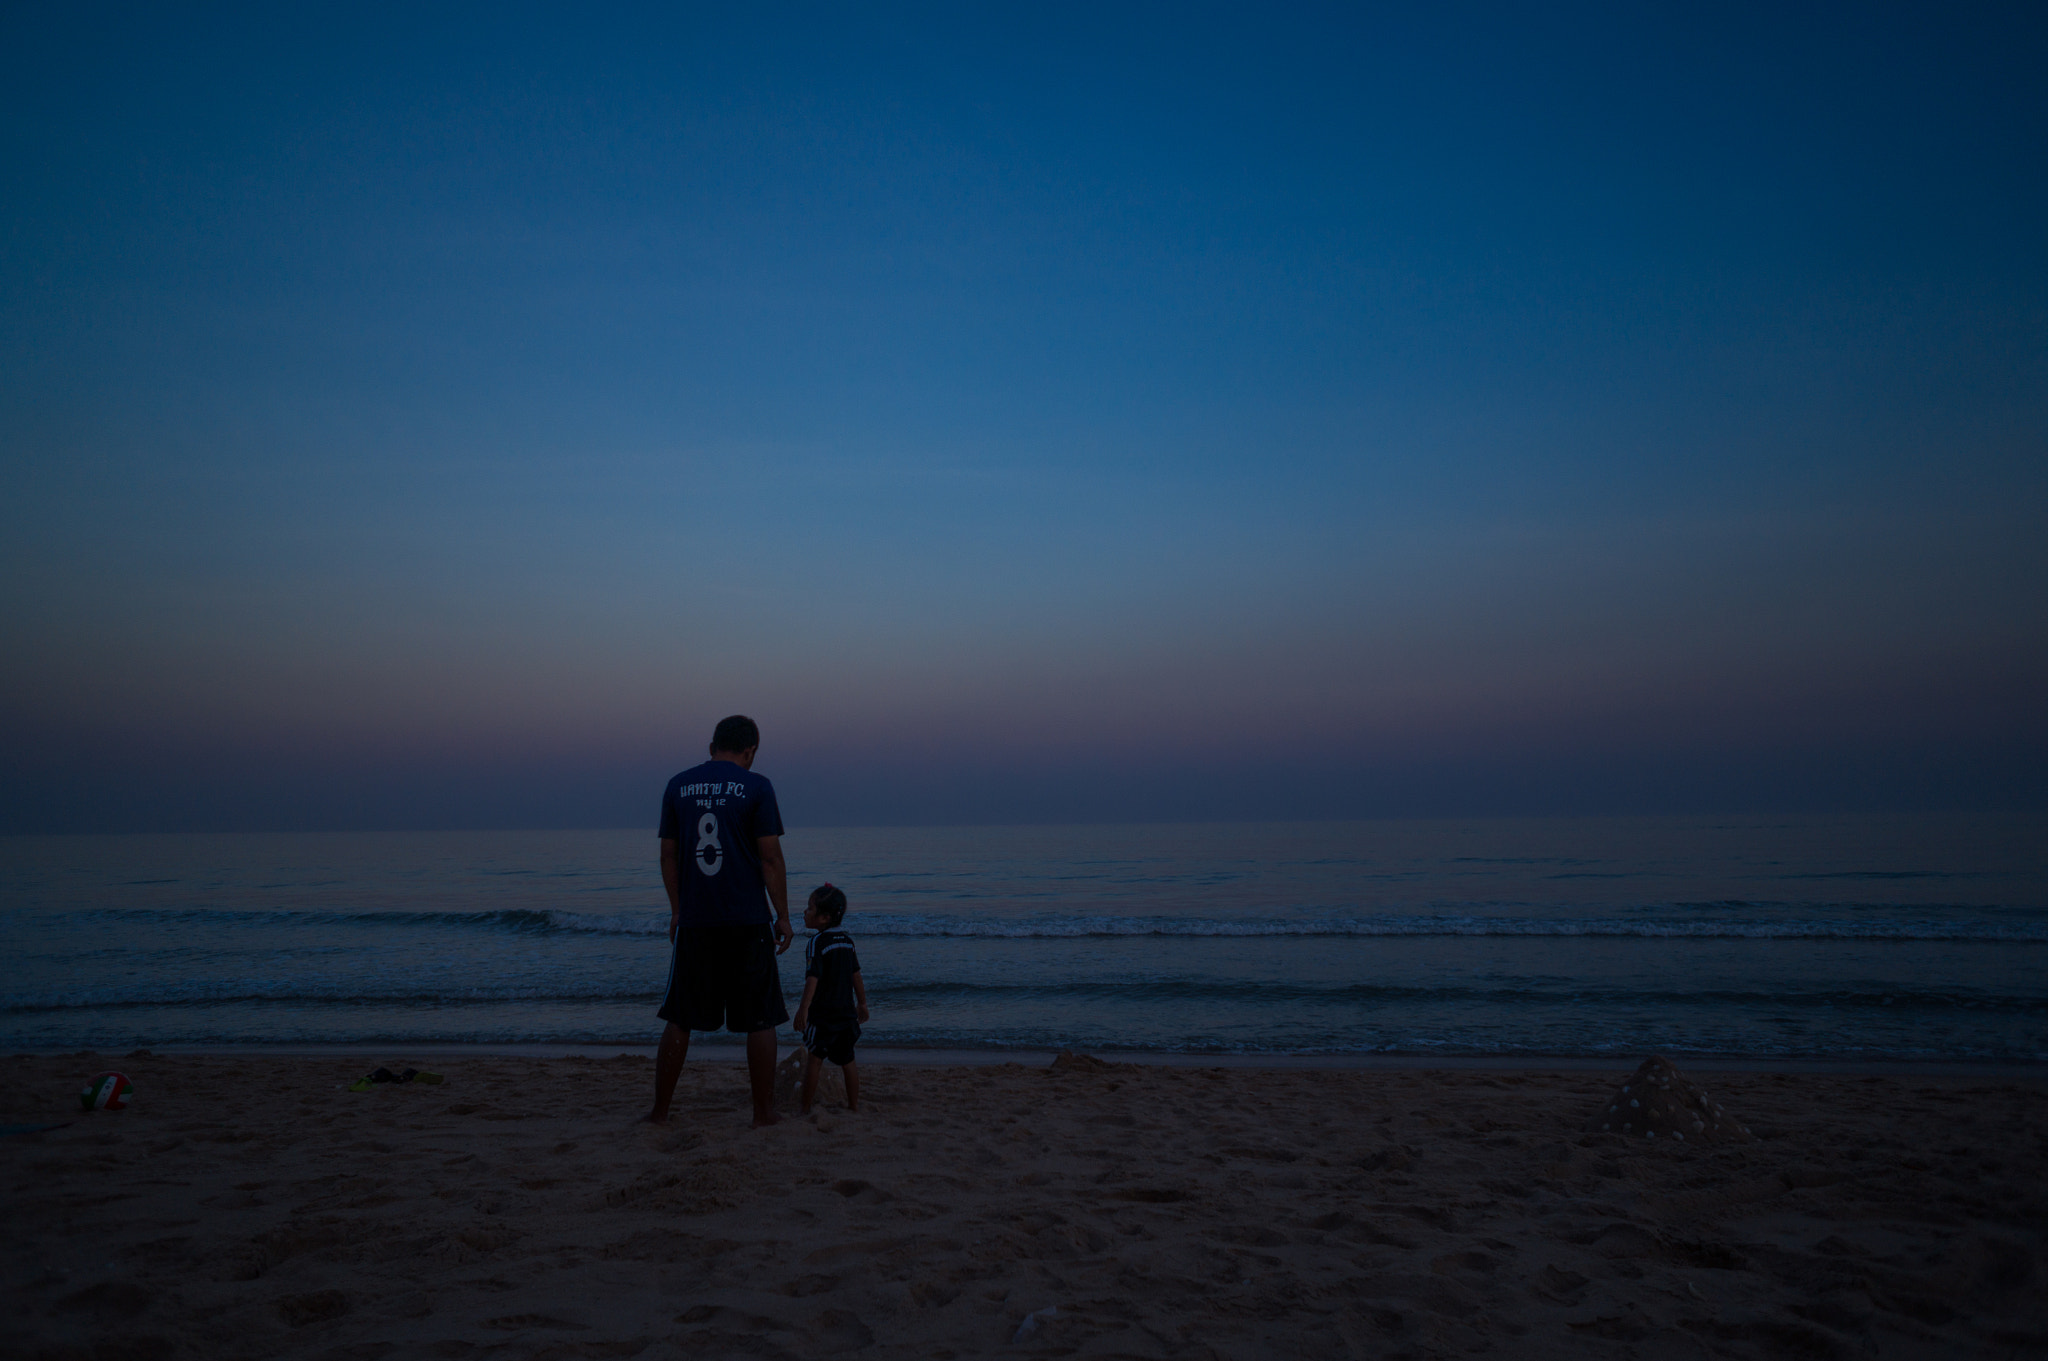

{"left": 802, "top": 1019, "right": 860, "bottom": 1067}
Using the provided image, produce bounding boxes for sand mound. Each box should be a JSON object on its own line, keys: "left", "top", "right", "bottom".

{"left": 773, "top": 1049, "right": 846, "bottom": 1111}
{"left": 1585, "top": 1054, "right": 1753, "bottom": 1142}
{"left": 1049, "top": 1051, "right": 1117, "bottom": 1073}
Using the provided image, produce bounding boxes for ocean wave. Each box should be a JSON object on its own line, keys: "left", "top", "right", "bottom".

{"left": 7, "top": 979, "right": 2040, "bottom": 1015}
{"left": 0, "top": 1025, "right": 2037, "bottom": 1065}
{"left": 76, "top": 907, "right": 648, "bottom": 935}
{"left": 3, "top": 986, "right": 662, "bottom": 1012}
{"left": 871, "top": 980, "right": 2047, "bottom": 1011}
{"left": 68, "top": 905, "right": 2048, "bottom": 942}
{"left": 844, "top": 915, "right": 2048, "bottom": 942}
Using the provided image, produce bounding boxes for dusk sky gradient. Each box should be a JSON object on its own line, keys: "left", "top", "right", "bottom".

{"left": 3, "top": 3, "right": 2044, "bottom": 831}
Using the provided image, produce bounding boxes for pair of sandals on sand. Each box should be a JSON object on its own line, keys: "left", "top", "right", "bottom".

{"left": 347, "top": 1066, "right": 444, "bottom": 1092}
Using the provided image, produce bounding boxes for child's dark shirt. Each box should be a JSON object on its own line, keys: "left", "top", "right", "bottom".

{"left": 804, "top": 927, "right": 861, "bottom": 1019}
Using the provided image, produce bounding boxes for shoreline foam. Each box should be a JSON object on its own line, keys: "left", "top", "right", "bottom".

{"left": 16, "top": 1042, "right": 2044, "bottom": 1078}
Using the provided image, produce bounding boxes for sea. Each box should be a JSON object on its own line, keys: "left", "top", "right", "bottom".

{"left": 3, "top": 815, "right": 2044, "bottom": 1065}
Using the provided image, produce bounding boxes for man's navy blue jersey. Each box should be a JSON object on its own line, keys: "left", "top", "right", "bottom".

{"left": 804, "top": 928, "right": 861, "bottom": 1019}
{"left": 658, "top": 760, "right": 784, "bottom": 927}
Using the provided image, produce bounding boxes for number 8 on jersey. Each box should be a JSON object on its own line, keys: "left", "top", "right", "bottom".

{"left": 695, "top": 812, "right": 723, "bottom": 876}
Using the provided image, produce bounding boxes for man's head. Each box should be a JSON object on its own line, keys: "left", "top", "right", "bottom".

{"left": 805, "top": 883, "right": 848, "bottom": 930}
{"left": 709, "top": 714, "right": 761, "bottom": 764}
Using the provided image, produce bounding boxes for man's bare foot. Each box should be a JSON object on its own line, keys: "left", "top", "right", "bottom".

{"left": 751, "top": 1111, "right": 780, "bottom": 1128}
{"left": 638, "top": 1111, "right": 669, "bottom": 1125}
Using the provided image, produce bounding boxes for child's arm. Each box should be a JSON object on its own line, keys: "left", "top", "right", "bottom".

{"left": 852, "top": 970, "right": 868, "bottom": 1024}
{"left": 793, "top": 976, "right": 819, "bottom": 1031}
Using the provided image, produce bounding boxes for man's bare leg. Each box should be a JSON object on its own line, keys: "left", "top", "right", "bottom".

{"left": 800, "top": 1052, "right": 822, "bottom": 1114}
{"left": 746, "top": 1027, "right": 779, "bottom": 1127}
{"left": 642, "top": 1022, "right": 689, "bottom": 1124}
{"left": 842, "top": 1060, "right": 860, "bottom": 1112}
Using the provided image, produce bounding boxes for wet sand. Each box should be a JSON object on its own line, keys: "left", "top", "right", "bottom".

{"left": 4, "top": 1051, "right": 2043, "bottom": 1360}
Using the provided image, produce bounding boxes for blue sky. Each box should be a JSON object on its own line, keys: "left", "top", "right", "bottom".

{"left": 2, "top": 3, "right": 2044, "bottom": 830}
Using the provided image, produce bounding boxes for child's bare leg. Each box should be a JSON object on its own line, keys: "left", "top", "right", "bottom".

{"left": 842, "top": 1060, "right": 859, "bottom": 1112}
{"left": 800, "top": 1053, "right": 822, "bottom": 1114}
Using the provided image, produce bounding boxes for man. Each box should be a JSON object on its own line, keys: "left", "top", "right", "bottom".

{"left": 645, "top": 714, "right": 794, "bottom": 1128}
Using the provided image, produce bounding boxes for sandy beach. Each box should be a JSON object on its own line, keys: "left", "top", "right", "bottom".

{"left": 4, "top": 1051, "right": 2042, "bottom": 1360}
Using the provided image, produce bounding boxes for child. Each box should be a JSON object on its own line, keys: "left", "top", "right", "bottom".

{"left": 791, "top": 883, "right": 868, "bottom": 1114}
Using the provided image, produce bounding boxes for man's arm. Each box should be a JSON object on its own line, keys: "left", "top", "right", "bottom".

{"left": 757, "top": 834, "right": 792, "bottom": 954}
{"left": 659, "top": 838, "right": 682, "bottom": 943}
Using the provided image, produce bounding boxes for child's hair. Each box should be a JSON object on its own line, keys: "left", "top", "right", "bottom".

{"left": 809, "top": 883, "right": 848, "bottom": 927}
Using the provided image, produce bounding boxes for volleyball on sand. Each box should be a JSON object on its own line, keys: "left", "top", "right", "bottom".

{"left": 80, "top": 1072, "right": 132, "bottom": 1111}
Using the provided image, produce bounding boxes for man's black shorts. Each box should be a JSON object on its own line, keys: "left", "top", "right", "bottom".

{"left": 658, "top": 923, "right": 789, "bottom": 1034}
{"left": 802, "top": 1018, "right": 860, "bottom": 1067}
